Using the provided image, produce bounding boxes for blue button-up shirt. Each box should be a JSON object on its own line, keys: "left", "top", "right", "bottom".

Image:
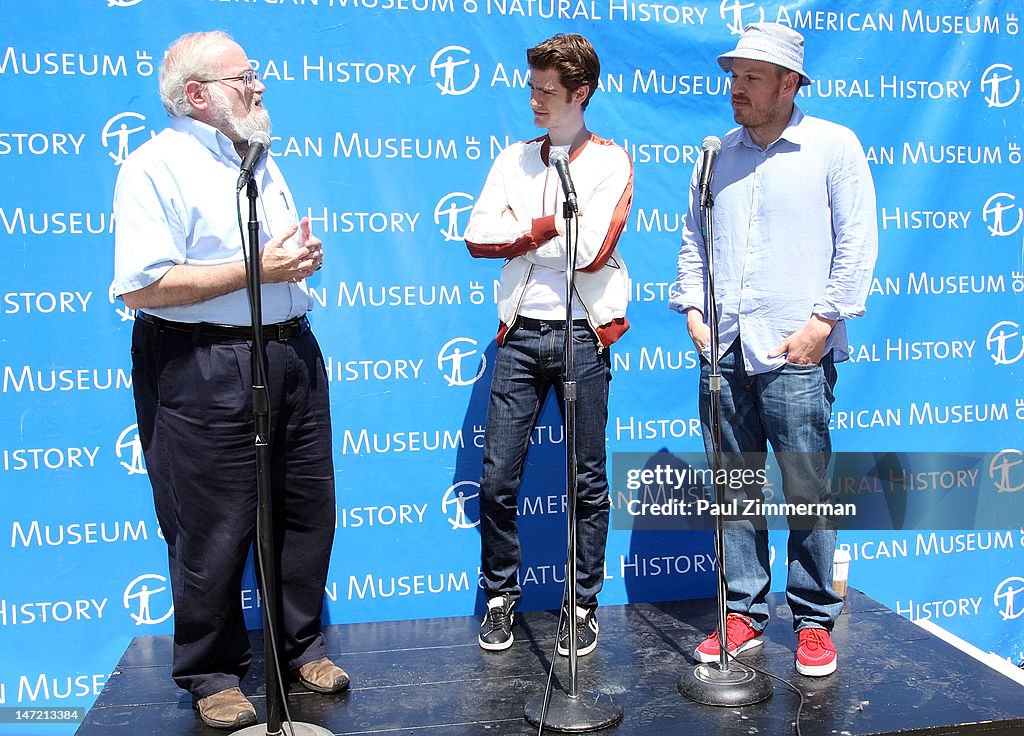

{"left": 670, "top": 107, "right": 878, "bottom": 375}
{"left": 113, "top": 115, "right": 311, "bottom": 325}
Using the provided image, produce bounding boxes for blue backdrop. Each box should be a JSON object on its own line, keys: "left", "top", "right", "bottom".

{"left": 0, "top": 0, "right": 1022, "bottom": 732}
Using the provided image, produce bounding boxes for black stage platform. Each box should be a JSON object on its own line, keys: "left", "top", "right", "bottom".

{"left": 78, "top": 589, "right": 1024, "bottom": 735}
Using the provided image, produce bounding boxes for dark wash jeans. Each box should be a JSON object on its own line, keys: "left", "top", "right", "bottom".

{"left": 479, "top": 319, "right": 612, "bottom": 610}
{"left": 700, "top": 340, "right": 844, "bottom": 632}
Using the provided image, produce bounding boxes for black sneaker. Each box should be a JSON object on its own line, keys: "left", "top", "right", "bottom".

{"left": 478, "top": 595, "right": 514, "bottom": 651}
{"left": 557, "top": 606, "right": 599, "bottom": 657}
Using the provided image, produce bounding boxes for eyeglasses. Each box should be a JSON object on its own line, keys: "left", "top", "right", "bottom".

{"left": 197, "top": 69, "right": 260, "bottom": 90}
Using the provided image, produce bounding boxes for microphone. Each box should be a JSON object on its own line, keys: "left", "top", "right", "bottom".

{"left": 236, "top": 131, "right": 271, "bottom": 192}
{"left": 548, "top": 148, "right": 578, "bottom": 215}
{"left": 698, "top": 135, "right": 721, "bottom": 207}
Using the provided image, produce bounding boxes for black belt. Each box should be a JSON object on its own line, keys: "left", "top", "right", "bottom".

{"left": 136, "top": 311, "right": 309, "bottom": 341}
{"left": 517, "top": 316, "right": 590, "bottom": 330}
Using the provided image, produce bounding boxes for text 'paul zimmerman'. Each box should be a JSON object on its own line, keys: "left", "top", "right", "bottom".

{"left": 625, "top": 498, "right": 858, "bottom": 518}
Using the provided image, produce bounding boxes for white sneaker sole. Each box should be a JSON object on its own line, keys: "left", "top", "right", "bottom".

{"left": 557, "top": 637, "right": 598, "bottom": 657}
{"left": 478, "top": 633, "right": 514, "bottom": 651}
{"left": 796, "top": 655, "right": 837, "bottom": 677}
{"left": 694, "top": 636, "right": 762, "bottom": 663}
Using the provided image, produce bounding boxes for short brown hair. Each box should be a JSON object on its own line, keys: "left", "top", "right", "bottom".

{"left": 526, "top": 33, "right": 600, "bottom": 109}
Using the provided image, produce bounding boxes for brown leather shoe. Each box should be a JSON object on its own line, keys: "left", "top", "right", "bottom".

{"left": 296, "top": 657, "right": 350, "bottom": 694}
{"left": 193, "top": 687, "right": 257, "bottom": 730}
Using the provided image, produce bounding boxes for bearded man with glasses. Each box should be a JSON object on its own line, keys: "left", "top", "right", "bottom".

{"left": 113, "top": 31, "right": 347, "bottom": 730}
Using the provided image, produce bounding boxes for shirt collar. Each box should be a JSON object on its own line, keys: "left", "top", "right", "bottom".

{"left": 730, "top": 105, "right": 806, "bottom": 151}
{"left": 171, "top": 115, "right": 241, "bottom": 163}
{"left": 779, "top": 106, "right": 806, "bottom": 145}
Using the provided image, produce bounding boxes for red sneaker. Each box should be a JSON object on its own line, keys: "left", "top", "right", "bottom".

{"left": 695, "top": 614, "right": 763, "bottom": 663}
{"left": 796, "top": 627, "right": 837, "bottom": 676}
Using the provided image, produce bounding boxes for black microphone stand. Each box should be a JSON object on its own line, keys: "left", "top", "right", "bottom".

{"left": 236, "top": 179, "right": 332, "bottom": 736}
{"left": 524, "top": 201, "right": 623, "bottom": 733}
{"left": 678, "top": 180, "right": 773, "bottom": 707}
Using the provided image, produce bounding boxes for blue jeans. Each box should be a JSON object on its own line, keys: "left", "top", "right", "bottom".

{"left": 700, "top": 340, "right": 843, "bottom": 632}
{"left": 479, "top": 319, "right": 612, "bottom": 610}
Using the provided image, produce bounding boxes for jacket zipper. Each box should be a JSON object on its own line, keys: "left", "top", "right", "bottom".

{"left": 505, "top": 262, "right": 535, "bottom": 341}
{"left": 573, "top": 284, "right": 604, "bottom": 353}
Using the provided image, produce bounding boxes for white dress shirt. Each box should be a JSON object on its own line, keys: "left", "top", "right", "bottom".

{"left": 113, "top": 115, "right": 311, "bottom": 325}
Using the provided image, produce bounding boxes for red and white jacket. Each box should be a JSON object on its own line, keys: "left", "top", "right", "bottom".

{"left": 465, "top": 133, "right": 633, "bottom": 348}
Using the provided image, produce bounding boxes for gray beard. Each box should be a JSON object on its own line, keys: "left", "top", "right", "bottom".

{"left": 207, "top": 85, "right": 271, "bottom": 142}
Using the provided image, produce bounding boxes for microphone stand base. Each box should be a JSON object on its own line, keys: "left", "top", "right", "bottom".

{"left": 524, "top": 689, "right": 623, "bottom": 733}
{"left": 237, "top": 720, "right": 334, "bottom": 736}
{"left": 678, "top": 661, "right": 773, "bottom": 707}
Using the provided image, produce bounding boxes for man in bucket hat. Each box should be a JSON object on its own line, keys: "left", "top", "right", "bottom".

{"left": 670, "top": 23, "right": 878, "bottom": 677}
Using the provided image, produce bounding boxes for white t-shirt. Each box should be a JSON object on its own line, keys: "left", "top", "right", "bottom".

{"left": 518, "top": 145, "right": 586, "bottom": 320}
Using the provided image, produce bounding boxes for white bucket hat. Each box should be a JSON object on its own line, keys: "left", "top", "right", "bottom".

{"left": 717, "top": 22, "right": 811, "bottom": 87}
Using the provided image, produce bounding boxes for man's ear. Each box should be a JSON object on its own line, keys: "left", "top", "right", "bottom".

{"left": 784, "top": 71, "right": 800, "bottom": 96}
{"left": 184, "top": 79, "right": 208, "bottom": 111}
{"left": 573, "top": 83, "right": 590, "bottom": 106}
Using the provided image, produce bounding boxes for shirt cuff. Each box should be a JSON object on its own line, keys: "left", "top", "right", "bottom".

{"left": 812, "top": 303, "right": 842, "bottom": 321}
{"left": 531, "top": 215, "right": 558, "bottom": 244}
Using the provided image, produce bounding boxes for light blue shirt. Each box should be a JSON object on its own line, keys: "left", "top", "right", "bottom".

{"left": 670, "top": 107, "right": 878, "bottom": 375}
{"left": 113, "top": 115, "right": 312, "bottom": 325}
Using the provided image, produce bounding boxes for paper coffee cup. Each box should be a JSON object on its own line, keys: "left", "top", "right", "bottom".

{"left": 833, "top": 548, "right": 851, "bottom": 598}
